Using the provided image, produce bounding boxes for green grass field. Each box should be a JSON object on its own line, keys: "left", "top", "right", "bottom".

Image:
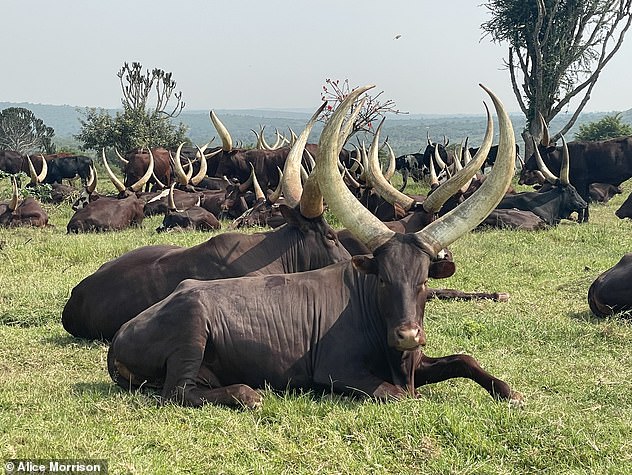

{"left": 1, "top": 178, "right": 631, "bottom": 474}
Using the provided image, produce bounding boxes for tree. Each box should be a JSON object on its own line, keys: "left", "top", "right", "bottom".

{"left": 318, "top": 79, "right": 403, "bottom": 139}
{"left": 0, "top": 107, "right": 56, "bottom": 154}
{"left": 75, "top": 62, "right": 189, "bottom": 153}
{"left": 575, "top": 112, "right": 632, "bottom": 140}
{"left": 481, "top": 0, "right": 632, "bottom": 153}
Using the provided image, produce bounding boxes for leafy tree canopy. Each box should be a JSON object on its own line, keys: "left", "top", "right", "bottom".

{"left": 0, "top": 107, "right": 56, "bottom": 154}
{"left": 75, "top": 62, "right": 189, "bottom": 153}
{"left": 575, "top": 113, "right": 632, "bottom": 141}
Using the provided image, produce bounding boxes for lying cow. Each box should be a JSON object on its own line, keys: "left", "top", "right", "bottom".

{"left": 587, "top": 253, "right": 632, "bottom": 318}
{"left": 107, "top": 84, "right": 521, "bottom": 408}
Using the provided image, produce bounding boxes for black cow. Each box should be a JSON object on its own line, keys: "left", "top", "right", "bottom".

{"left": 62, "top": 105, "right": 347, "bottom": 340}
{"left": 0, "top": 150, "right": 24, "bottom": 175}
{"left": 106, "top": 84, "right": 521, "bottom": 408}
{"left": 588, "top": 183, "right": 622, "bottom": 203}
{"left": 35, "top": 154, "right": 93, "bottom": 185}
{"left": 615, "top": 191, "right": 632, "bottom": 219}
{"left": 520, "top": 126, "right": 632, "bottom": 220}
{"left": 588, "top": 253, "right": 632, "bottom": 318}
{"left": 155, "top": 184, "right": 221, "bottom": 232}
{"left": 497, "top": 138, "right": 587, "bottom": 225}
{"left": 469, "top": 143, "right": 521, "bottom": 170}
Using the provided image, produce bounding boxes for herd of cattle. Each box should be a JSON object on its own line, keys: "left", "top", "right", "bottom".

{"left": 1, "top": 85, "right": 631, "bottom": 408}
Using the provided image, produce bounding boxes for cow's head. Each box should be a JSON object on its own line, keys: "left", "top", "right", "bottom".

{"left": 316, "top": 84, "right": 515, "bottom": 353}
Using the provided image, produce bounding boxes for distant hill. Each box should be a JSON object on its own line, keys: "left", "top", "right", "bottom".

{"left": 1, "top": 101, "right": 629, "bottom": 156}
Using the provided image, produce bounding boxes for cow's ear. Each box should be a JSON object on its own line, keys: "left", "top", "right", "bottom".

{"left": 352, "top": 255, "right": 378, "bottom": 275}
{"left": 279, "top": 204, "right": 302, "bottom": 226}
{"left": 428, "top": 260, "right": 456, "bottom": 279}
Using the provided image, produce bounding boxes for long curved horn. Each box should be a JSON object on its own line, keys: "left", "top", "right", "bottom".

{"left": 249, "top": 163, "right": 265, "bottom": 201}
{"left": 299, "top": 172, "right": 324, "bottom": 218}
{"left": 102, "top": 149, "right": 126, "bottom": 193}
{"left": 268, "top": 167, "right": 284, "bottom": 203}
{"left": 27, "top": 156, "right": 39, "bottom": 185}
{"left": 172, "top": 143, "right": 189, "bottom": 185}
{"left": 238, "top": 168, "right": 254, "bottom": 193}
{"left": 167, "top": 183, "right": 179, "bottom": 212}
{"left": 283, "top": 102, "right": 327, "bottom": 208}
{"left": 559, "top": 136, "right": 570, "bottom": 185}
{"left": 538, "top": 111, "right": 550, "bottom": 146}
{"left": 190, "top": 144, "right": 209, "bottom": 186}
{"left": 9, "top": 176, "right": 19, "bottom": 211}
{"left": 532, "top": 137, "right": 558, "bottom": 184}
{"left": 152, "top": 171, "right": 166, "bottom": 189}
{"left": 365, "top": 118, "right": 416, "bottom": 210}
{"left": 210, "top": 111, "right": 233, "bottom": 152}
{"left": 433, "top": 144, "right": 447, "bottom": 170}
{"left": 422, "top": 102, "right": 494, "bottom": 213}
{"left": 416, "top": 85, "right": 515, "bottom": 255}
{"left": 130, "top": 147, "right": 154, "bottom": 192}
{"left": 316, "top": 84, "right": 395, "bottom": 251}
{"left": 115, "top": 148, "right": 129, "bottom": 165}
{"left": 86, "top": 166, "right": 98, "bottom": 193}
{"left": 183, "top": 157, "right": 194, "bottom": 183}
{"left": 383, "top": 141, "right": 396, "bottom": 181}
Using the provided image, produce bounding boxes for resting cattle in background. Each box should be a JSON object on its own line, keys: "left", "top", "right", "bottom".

{"left": 107, "top": 84, "right": 521, "bottom": 408}
{"left": 155, "top": 184, "right": 220, "bottom": 232}
{"left": 588, "top": 253, "right": 632, "bottom": 318}
{"left": 62, "top": 102, "right": 352, "bottom": 340}
{"left": 615, "top": 191, "right": 632, "bottom": 219}
{"left": 477, "top": 208, "right": 546, "bottom": 231}
{"left": 0, "top": 177, "right": 49, "bottom": 228}
{"left": 588, "top": 183, "right": 622, "bottom": 203}
{"left": 497, "top": 137, "right": 587, "bottom": 225}
{"left": 66, "top": 150, "right": 150, "bottom": 233}
{"left": 519, "top": 116, "right": 632, "bottom": 220}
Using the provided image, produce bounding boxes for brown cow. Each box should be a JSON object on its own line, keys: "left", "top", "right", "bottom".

{"left": 107, "top": 84, "right": 521, "bottom": 408}
{"left": 588, "top": 253, "right": 632, "bottom": 318}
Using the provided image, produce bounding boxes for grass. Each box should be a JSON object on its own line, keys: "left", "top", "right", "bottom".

{"left": 1, "top": 177, "right": 631, "bottom": 474}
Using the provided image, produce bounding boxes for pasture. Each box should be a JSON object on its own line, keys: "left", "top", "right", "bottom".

{"left": 1, "top": 177, "right": 631, "bottom": 474}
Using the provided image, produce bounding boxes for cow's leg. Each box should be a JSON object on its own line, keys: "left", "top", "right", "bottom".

{"left": 161, "top": 349, "right": 262, "bottom": 409}
{"left": 427, "top": 288, "right": 509, "bottom": 302}
{"left": 414, "top": 353, "right": 522, "bottom": 404}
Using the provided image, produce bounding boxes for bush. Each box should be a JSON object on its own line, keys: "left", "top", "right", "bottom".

{"left": 575, "top": 113, "right": 632, "bottom": 141}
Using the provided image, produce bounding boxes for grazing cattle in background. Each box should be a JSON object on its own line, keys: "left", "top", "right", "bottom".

{"left": 0, "top": 177, "right": 49, "bottom": 228}
{"left": 519, "top": 121, "right": 632, "bottom": 220}
{"left": 588, "top": 253, "right": 632, "bottom": 318}
{"left": 66, "top": 150, "right": 151, "bottom": 233}
{"left": 107, "top": 84, "right": 521, "bottom": 408}
{"left": 39, "top": 154, "right": 93, "bottom": 185}
{"left": 497, "top": 137, "right": 587, "bottom": 225}
{"left": 615, "top": 191, "right": 632, "bottom": 219}
{"left": 62, "top": 103, "right": 349, "bottom": 340}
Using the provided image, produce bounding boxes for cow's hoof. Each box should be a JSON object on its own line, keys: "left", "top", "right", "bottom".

{"left": 232, "top": 385, "right": 263, "bottom": 409}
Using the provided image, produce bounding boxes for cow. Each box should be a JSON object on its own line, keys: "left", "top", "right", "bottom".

{"left": 477, "top": 208, "right": 546, "bottom": 231}
{"left": 469, "top": 143, "right": 521, "bottom": 171}
{"left": 66, "top": 150, "right": 151, "bottom": 233}
{"left": 62, "top": 104, "right": 350, "bottom": 340}
{"left": 615, "top": 191, "right": 632, "bottom": 219}
{"left": 588, "top": 253, "right": 632, "bottom": 318}
{"left": 519, "top": 118, "right": 632, "bottom": 220}
{"left": 106, "top": 84, "right": 521, "bottom": 408}
{"left": 0, "top": 150, "right": 24, "bottom": 175}
{"left": 121, "top": 147, "right": 172, "bottom": 191}
{"left": 496, "top": 137, "right": 588, "bottom": 225}
{"left": 39, "top": 154, "right": 93, "bottom": 185}
{"left": 155, "top": 183, "right": 221, "bottom": 232}
{"left": 588, "top": 183, "right": 622, "bottom": 203}
{"left": 0, "top": 176, "right": 49, "bottom": 227}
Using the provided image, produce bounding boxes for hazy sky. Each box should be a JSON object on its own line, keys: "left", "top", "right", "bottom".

{"left": 3, "top": 0, "right": 630, "bottom": 114}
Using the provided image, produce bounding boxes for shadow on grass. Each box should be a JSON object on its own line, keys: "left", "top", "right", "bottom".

{"left": 45, "top": 332, "right": 109, "bottom": 349}
{"left": 569, "top": 309, "right": 632, "bottom": 325}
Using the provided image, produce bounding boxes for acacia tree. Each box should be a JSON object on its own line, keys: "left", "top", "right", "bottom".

{"left": 75, "top": 62, "right": 188, "bottom": 153}
{"left": 319, "top": 79, "right": 403, "bottom": 139}
{"left": 481, "top": 0, "right": 632, "bottom": 153}
{"left": 0, "top": 107, "right": 56, "bottom": 154}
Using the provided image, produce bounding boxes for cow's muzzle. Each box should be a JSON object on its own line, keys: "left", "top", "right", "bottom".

{"left": 393, "top": 323, "right": 425, "bottom": 351}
